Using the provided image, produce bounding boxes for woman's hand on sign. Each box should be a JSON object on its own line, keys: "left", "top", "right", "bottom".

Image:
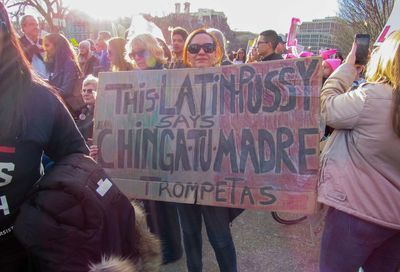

{"left": 89, "top": 145, "right": 98, "bottom": 160}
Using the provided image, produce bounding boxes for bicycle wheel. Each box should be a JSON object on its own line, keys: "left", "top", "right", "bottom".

{"left": 271, "top": 211, "right": 307, "bottom": 225}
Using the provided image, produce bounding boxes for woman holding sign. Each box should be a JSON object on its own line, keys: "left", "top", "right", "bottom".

{"left": 319, "top": 32, "right": 400, "bottom": 271}
{"left": 177, "top": 28, "right": 239, "bottom": 272}
{"left": 126, "top": 33, "right": 183, "bottom": 265}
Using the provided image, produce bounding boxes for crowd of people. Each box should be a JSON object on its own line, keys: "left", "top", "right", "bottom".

{"left": 0, "top": 2, "right": 399, "bottom": 271}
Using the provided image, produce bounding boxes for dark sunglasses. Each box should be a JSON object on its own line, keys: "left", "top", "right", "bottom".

{"left": 82, "top": 88, "right": 94, "bottom": 94}
{"left": 187, "top": 43, "right": 216, "bottom": 54}
{"left": 129, "top": 49, "right": 146, "bottom": 59}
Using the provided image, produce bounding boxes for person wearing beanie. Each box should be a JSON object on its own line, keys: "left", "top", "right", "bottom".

{"left": 299, "top": 51, "right": 314, "bottom": 57}
{"left": 322, "top": 58, "right": 342, "bottom": 82}
{"left": 319, "top": 48, "right": 337, "bottom": 60}
{"left": 322, "top": 58, "right": 342, "bottom": 137}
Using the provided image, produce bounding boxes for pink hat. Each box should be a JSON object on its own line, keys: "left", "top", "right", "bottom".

{"left": 325, "top": 58, "right": 342, "bottom": 71}
{"left": 284, "top": 53, "right": 297, "bottom": 59}
{"left": 319, "top": 49, "right": 337, "bottom": 60}
{"left": 299, "top": 51, "right": 314, "bottom": 57}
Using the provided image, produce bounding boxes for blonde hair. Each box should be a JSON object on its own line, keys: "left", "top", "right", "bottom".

{"left": 125, "top": 33, "right": 167, "bottom": 68}
{"left": 108, "top": 37, "right": 133, "bottom": 72}
{"left": 183, "top": 28, "right": 223, "bottom": 67}
{"left": 365, "top": 31, "right": 400, "bottom": 137}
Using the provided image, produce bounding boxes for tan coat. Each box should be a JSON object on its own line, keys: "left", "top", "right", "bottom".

{"left": 318, "top": 63, "right": 400, "bottom": 230}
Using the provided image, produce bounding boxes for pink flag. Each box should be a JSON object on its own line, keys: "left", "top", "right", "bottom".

{"left": 287, "top": 17, "right": 301, "bottom": 47}
{"left": 319, "top": 49, "right": 337, "bottom": 60}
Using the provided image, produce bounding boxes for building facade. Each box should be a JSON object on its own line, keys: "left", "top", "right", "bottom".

{"left": 297, "top": 17, "right": 340, "bottom": 53}
{"left": 64, "top": 10, "right": 113, "bottom": 42}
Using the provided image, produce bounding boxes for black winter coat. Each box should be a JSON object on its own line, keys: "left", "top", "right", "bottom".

{"left": 14, "top": 154, "right": 139, "bottom": 272}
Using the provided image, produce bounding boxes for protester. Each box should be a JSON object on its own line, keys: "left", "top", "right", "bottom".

{"left": 95, "top": 31, "right": 112, "bottom": 72}
{"left": 246, "top": 45, "right": 258, "bottom": 63}
{"left": 108, "top": 37, "right": 133, "bottom": 72}
{"left": 43, "top": 33, "right": 83, "bottom": 116}
{"left": 319, "top": 32, "right": 400, "bottom": 271}
{"left": 275, "top": 35, "right": 287, "bottom": 55}
{"left": 19, "top": 14, "right": 47, "bottom": 78}
{"left": 76, "top": 74, "right": 98, "bottom": 143}
{"left": 256, "top": 30, "right": 283, "bottom": 61}
{"left": 207, "top": 28, "right": 233, "bottom": 65}
{"left": 322, "top": 58, "right": 341, "bottom": 83}
{"left": 228, "top": 50, "right": 235, "bottom": 61}
{"left": 233, "top": 48, "right": 246, "bottom": 64}
{"left": 0, "top": 3, "right": 88, "bottom": 270}
{"left": 179, "top": 28, "right": 239, "bottom": 272}
{"left": 87, "top": 38, "right": 96, "bottom": 52}
{"left": 94, "top": 37, "right": 106, "bottom": 58}
{"left": 156, "top": 37, "right": 172, "bottom": 64}
{"left": 126, "top": 33, "right": 183, "bottom": 264}
{"left": 78, "top": 40, "right": 99, "bottom": 77}
{"left": 169, "top": 27, "right": 188, "bottom": 69}
{"left": 43, "top": 33, "right": 82, "bottom": 97}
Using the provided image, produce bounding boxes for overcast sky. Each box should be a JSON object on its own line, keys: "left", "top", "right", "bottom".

{"left": 63, "top": 0, "right": 339, "bottom": 34}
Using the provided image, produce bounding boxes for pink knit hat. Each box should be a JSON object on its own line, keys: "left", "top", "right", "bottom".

{"left": 285, "top": 53, "right": 297, "bottom": 59}
{"left": 319, "top": 49, "right": 337, "bottom": 60}
{"left": 325, "top": 58, "right": 342, "bottom": 71}
{"left": 299, "top": 51, "right": 314, "bottom": 57}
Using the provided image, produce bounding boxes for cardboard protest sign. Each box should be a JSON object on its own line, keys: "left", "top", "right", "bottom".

{"left": 375, "top": 0, "right": 400, "bottom": 45}
{"left": 94, "top": 58, "right": 322, "bottom": 213}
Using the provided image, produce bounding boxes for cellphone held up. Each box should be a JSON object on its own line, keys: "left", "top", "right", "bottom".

{"left": 355, "top": 34, "right": 370, "bottom": 65}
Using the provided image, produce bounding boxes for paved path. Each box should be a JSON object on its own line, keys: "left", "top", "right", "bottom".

{"left": 161, "top": 209, "right": 321, "bottom": 272}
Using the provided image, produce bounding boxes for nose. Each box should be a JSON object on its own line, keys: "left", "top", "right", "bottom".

{"left": 198, "top": 47, "right": 206, "bottom": 54}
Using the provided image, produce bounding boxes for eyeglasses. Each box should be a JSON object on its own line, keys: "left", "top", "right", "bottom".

{"left": 187, "top": 43, "right": 216, "bottom": 54}
{"left": 82, "top": 88, "right": 94, "bottom": 94}
{"left": 129, "top": 49, "right": 146, "bottom": 59}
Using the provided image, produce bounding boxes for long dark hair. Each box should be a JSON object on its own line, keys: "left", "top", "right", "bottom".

{"left": 44, "top": 33, "right": 81, "bottom": 76}
{"left": 0, "top": 3, "right": 35, "bottom": 140}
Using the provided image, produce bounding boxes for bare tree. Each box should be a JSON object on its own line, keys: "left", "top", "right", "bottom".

{"left": 336, "top": 0, "right": 394, "bottom": 52}
{"left": 6, "top": 0, "right": 68, "bottom": 32}
{"left": 333, "top": 19, "right": 357, "bottom": 55}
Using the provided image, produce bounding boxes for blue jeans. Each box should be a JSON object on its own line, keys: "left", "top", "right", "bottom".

{"left": 320, "top": 208, "right": 400, "bottom": 272}
{"left": 178, "top": 204, "right": 237, "bottom": 272}
{"left": 143, "top": 200, "right": 182, "bottom": 263}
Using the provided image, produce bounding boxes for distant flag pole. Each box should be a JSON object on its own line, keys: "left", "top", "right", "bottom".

{"left": 246, "top": 38, "right": 256, "bottom": 55}
{"left": 287, "top": 17, "right": 301, "bottom": 47}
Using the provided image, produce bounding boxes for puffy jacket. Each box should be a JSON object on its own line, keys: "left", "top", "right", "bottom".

{"left": 13, "top": 154, "right": 140, "bottom": 272}
{"left": 318, "top": 63, "right": 400, "bottom": 230}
